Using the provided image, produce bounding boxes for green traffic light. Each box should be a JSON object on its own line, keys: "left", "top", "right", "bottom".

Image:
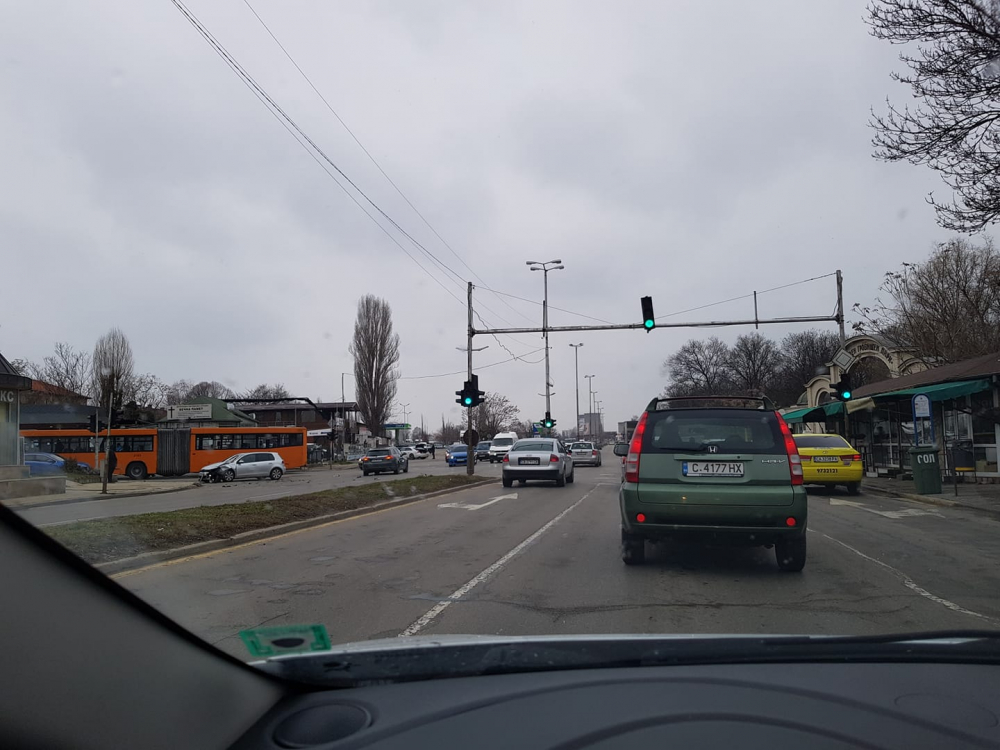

{"left": 842, "top": 391, "right": 852, "bottom": 399}
{"left": 644, "top": 319, "right": 654, "bottom": 329}
{"left": 463, "top": 396, "right": 473, "bottom": 405}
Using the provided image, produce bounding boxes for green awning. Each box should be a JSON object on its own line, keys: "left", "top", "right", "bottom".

{"left": 870, "top": 378, "right": 991, "bottom": 403}
{"left": 781, "top": 402, "right": 841, "bottom": 424}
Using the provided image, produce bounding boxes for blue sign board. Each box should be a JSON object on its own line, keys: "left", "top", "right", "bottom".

{"left": 383, "top": 423, "right": 411, "bottom": 430}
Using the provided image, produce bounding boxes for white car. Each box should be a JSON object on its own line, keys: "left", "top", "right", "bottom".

{"left": 399, "top": 446, "right": 425, "bottom": 460}
{"left": 199, "top": 452, "right": 286, "bottom": 483}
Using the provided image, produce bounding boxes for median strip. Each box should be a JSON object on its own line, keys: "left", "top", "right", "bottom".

{"left": 47, "top": 474, "right": 492, "bottom": 569}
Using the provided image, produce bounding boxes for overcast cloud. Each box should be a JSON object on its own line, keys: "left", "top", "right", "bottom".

{"left": 1, "top": 0, "right": 977, "bottom": 430}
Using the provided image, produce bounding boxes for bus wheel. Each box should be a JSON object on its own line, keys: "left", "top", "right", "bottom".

{"left": 125, "top": 462, "right": 148, "bottom": 480}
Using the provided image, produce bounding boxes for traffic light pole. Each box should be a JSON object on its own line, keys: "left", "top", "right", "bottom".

{"left": 836, "top": 269, "right": 850, "bottom": 442}
{"left": 467, "top": 281, "right": 475, "bottom": 477}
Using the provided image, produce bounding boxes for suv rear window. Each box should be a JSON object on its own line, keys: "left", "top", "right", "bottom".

{"left": 643, "top": 409, "right": 782, "bottom": 455}
{"left": 793, "top": 435, "right": 852, "bottom": 449}
{"left": 368, "top": 449, "right": 391, "bottom": 456}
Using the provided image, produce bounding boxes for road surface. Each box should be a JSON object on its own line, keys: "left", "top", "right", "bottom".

{"left": 111, "top": 449, "right": 1000, "bottom": 659}
{"left": 19, "top": 457, "right": 498, "bottom": 526}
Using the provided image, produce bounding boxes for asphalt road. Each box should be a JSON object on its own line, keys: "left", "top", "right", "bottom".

{"left": 110, "top": 449, "right": 1000, "bottom": 659}
{"left": 19, "top": 456, "right": 497, "bottom": 526}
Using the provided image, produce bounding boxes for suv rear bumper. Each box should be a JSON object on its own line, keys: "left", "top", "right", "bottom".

{"left": 620, "top": 485, "right": 807, "bottom": 543}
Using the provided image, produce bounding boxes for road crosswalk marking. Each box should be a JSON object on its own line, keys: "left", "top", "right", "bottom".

{"left": 827, "top": 497, "right": 943, "bottom": 518}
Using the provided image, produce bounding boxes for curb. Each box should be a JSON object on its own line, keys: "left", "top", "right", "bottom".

{"left": 6, "top": 482, "right": 201, "bottom": 510}
{"left": 99, "top": 477, "right": 498, "bottom": 575}
{"left": 863, "top": 483, "right": 999, "bottom": 516}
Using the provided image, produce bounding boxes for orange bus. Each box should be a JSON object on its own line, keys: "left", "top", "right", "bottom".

{"left": 19, "top": 426, "right": 308, "bottom": 479}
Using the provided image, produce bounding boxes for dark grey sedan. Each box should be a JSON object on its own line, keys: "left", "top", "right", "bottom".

{"left": 360, "top": 447, "right": 408, "bottom": 476}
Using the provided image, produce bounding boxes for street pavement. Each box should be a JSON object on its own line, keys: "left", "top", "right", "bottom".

{"left": 18, "top": 456, "right": 495, "bottom": 527}
{"left": 109, "top": 449, "right": 1000, "bottom": 659}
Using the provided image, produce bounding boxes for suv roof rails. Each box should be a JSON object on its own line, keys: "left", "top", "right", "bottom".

{"left": 646, "top": 395, "right": 777, "bottom": 412}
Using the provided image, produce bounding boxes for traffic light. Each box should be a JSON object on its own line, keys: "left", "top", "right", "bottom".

{"left": 469, "top": 374, "right": 485, "bottom": 407}
{"left": 830, "top": 373, "right": 853, "bottom": 401}
{"left": 88, "top": 414, "right": 107, "bottom": 433}
{"left": 456, "top": 374, "right": 486, "bottom": 408}
{"left": 542, "top": 412, "right": 556, "bottom": 429}
{"left": 640, "top": 296, "right": 655, "bottom": 332}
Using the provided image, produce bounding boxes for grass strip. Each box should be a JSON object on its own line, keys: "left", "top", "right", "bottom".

{"left": 48, "top": 474, "right": 486, "bottom": 565}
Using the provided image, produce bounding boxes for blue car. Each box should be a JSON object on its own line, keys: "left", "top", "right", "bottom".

{"left": 445, "top": 443, "right": 468, "bottom": 466}
{"left": 24, "top": 452, "right": 91, "bottom": 476}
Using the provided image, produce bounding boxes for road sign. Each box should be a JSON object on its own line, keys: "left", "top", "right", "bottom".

{"left": 831, "top": 348, "right": 857, "bottom": 372}
{"left": 912, "top": 394, "right": 931, "bottom": 418}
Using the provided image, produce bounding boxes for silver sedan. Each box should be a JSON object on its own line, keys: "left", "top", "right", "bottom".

{"left": 501, "top": 438, "right": 574, "bottom": 488}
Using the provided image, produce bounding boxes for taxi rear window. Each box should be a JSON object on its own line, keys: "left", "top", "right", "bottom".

{"left": 643, "top": 409, "right": 782, "bottom": 455}
{"left": 793, "top": 435, "right": 852, "bottom": 449}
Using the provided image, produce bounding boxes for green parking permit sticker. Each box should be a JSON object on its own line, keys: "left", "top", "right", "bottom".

{"left": 240, "top": 624, "right": 331, "bottom": 658}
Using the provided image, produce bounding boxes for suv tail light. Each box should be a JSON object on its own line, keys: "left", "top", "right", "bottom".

{"left": 776, "top": 414, "right": 803, "bottom": 486}
{"left": 502, "top": 454, "right": 509, "bottom": 463}
{"left": 592, "top": 450, "right": 598, "bottom": 457}
{"left": 624, "top": 412, "right": 648, "bottom": 483}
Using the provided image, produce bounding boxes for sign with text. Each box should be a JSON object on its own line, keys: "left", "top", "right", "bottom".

{"left": 911, "top": 393, "right": 935, "bottom": 446}
{"left": 168, "top": 403, "right": 212, "bottom": 420}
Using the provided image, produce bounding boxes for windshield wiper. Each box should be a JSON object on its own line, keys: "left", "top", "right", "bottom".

{"left": 254, "top": 631, "right": 1000, "bottom": 688}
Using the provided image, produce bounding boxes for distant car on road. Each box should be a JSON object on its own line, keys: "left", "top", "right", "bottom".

{"left": 502, "top": 438, "right": 574, "bottom": 488}
{"left": 399, "top": 446, "right": 424, "bottom": 461}
{"left": 24, "top": 452, "right": 91, "bottom": 476}
{"left": 793, "top": 433, "right": 863, "bottom": 495}
{"left": 360, "top": 447, "right": 408, "bottom": 476}
{"left": 199, "top": 452, "right": 286, "bottom": 483}
{"left": 445, "top": 444, "right": 468, "bottom": 467}
{"left": 474, "top": 440, "right": 492, "bottom": 462}
{"left": 570, "top": 441, "right": 602, "bottom": 467}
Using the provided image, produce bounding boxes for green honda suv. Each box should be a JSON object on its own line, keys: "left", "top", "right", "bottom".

{"left": 614, "top": 396, "right": 808, "bottom": 571}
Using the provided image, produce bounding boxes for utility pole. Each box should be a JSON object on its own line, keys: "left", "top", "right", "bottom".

{"left": 569, "top": 343, "right": 583, "bottom": 439}
{"left": 527, "top": 260, "right": 565, "bottom": 422}
{"left": 467, "top": 281, "right": 475, "bottom": 476}
{"left": 836, "top": 268, "right": 851, "bottom": 441}
{"left": 584, "top": 375, "right": 595, "bottom": 439}
{"left": 101, "top": 375, "right": 114, "bottom": 495}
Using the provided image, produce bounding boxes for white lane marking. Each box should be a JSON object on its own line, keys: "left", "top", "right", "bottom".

{"left": 810, "top": 530, "right": 995, "bottom": 623}
{"left": 401, "top": 485, "right": 607, "bottom": 636}
{"left": 438, "top": 492, "right": 517, "bottom": 511}
{"left": 827, "top": 497, "right": 943, "bottom": 518}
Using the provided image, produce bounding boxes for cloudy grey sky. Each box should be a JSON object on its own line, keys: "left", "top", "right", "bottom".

{"left": 1, "top": 0, "right": 977, "bottom": 430}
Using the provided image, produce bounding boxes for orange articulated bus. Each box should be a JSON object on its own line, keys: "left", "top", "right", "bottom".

{"left": 19, "top": 426, "right": 308, "bottom": 479}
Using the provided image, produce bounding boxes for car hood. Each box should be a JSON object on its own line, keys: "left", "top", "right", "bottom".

{"left": 199, "top": 461, "right": 227, "bottom": 472}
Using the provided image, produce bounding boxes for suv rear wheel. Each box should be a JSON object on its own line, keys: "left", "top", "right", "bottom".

{"left": 775, "top": 534, "right": 806, "bottom": 572}
{"left": 621, "top": 529, "right": 645, "bottom": 565}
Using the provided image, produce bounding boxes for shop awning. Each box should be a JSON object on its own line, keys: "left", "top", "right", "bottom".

{"left": 781, "top": 402, "right": 842, "bottom": 424}
{"left": 870, "top": 378, "right": 991, "bottom": 404}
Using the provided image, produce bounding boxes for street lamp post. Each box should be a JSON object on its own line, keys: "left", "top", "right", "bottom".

{"left": 584, "top": 374, "right": 595, "bottom": 438}
{"left": 569, "top": 343, "right": 584, "bottom": 439}
{"left": 595, "top": 400, "right": 603, "bottom": 441}
{"left": 527, "top": 260, "right": 564, "bottom": 423}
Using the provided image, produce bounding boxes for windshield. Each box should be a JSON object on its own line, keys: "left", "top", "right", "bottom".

{"left": 8, "top": 0, "right": 1000, "bottom": 681}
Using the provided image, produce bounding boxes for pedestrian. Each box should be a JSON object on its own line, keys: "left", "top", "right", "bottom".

{"left": 430, "top": 443, "right": 436, "bottom": 460}
{"left": 107, "top": 446, "right": 118, "bottom": 483}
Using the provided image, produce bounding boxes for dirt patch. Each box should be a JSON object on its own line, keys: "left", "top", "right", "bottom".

{"left": 48, "top": 474, "right": 485, "bottom": 565}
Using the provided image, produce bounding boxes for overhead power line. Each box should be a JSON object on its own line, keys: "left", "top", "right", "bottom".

{"left": 655, "top": 272, "right": 839, "bottom": 321}
{"left": 239, "top": 0, "right": 534, "bottom": 325}
{"left": 398, "top": 348, "right": 544, "bottom": 380}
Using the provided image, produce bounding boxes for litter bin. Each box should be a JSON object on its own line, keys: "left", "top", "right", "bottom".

{"left": 909, "top": 446, "right": 942, "bottom": 495}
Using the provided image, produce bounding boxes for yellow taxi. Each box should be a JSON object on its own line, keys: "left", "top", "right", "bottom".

{"left": 793, "top": 433, "right": 863, "bottom": 495}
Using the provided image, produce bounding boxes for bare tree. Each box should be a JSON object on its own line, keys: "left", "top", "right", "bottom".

{"left": 728, "top": 333, "right": 783, "bottom": 396}
{"left": 853, "top": 237, "right": 1000, "bottom": 363}
{"left": 186, "top": 381, "right": 235, "bottom": 400}
{"left": 662, "top": 337, "right": 734, "bottom": 396}
{"left": 771, "top": 330, "right": 841, "bottom": 406}
{"left": 435, "top": 421, "right": 462, "bottom": 444}
{"left": 472, "top": 393, "right": 521, "bottom": 438}
{"left": 236, "top": 383, "right": 291, "bottom": 403}
{"left": 91, "top": 328, "right": 135, "bottom": 413}
{"left": 128, "top": 373, "right": 167, "bottom": 409}
{"left": 349, "top": 295, "right": 400, "bottom": 439}
{"left": 164, "top": 380, "right": 193, "bottom": 405}
{"left": 868, "top": 0, "right": 1000, "bottom": 231}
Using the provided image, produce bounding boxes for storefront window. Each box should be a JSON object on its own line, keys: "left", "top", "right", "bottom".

{"left": 972, "top": 391, "right": 997, "bottom": 444}
{"left": 975, "top": 446, "right": 998, "bottom": 473}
